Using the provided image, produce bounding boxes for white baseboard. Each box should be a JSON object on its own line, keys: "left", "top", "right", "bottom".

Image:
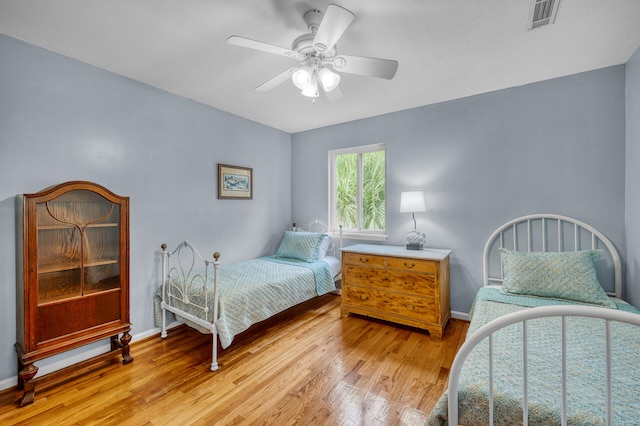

{"left": 451, "top": 310, "right": 470, "bottom": 321}
{"left": 0, "top": 324, "right": 182, "bottom": 392}
{"left": 0, "top": 376, "right": 16, "bottom": 392}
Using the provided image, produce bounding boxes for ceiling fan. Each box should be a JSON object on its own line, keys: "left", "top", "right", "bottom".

{"left": 227, "top": 4, "right": 398, "bottom": 102}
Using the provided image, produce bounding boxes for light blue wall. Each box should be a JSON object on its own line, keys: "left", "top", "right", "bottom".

{"left": 0, "top": 35, "right": 291, "bottom": 386}
{"left": 292, "top": 66, "right": 627, "bottom": 314}
{"left": 625, "top": 47, "right": 640, "bottom": 308}
{"left": 0, "top": 30, "right": 634, "bottom": 390}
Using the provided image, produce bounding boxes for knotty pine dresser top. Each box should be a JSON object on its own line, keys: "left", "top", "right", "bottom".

{"left": 340, "top": 244, "right": 452, "bottom": 260}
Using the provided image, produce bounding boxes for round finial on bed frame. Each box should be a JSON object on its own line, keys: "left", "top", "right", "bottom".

{"left": 213, "top": 252, "right": 220, "bottom": 260}
{"left": 161, "top": 243, "right": 167, "bottom": 250}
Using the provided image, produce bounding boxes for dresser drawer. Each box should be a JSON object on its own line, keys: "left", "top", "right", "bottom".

{"left": 343, "top": 286, "right": 437, "bottom": 322}
{"left": 386, "top": 257, "right": 438, "bottom": 274}
{"left": 343, "top": 252, "right": 385, "bottom": 268}
{"left": 340, "top": 244, "right": 451, "bottom": 339}
{"left": 344, "top": 265, "right": 436, "bottom": 296}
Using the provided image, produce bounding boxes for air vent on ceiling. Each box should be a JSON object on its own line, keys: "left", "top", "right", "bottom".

{"left": 529, "top": 0, "right": 560, "bottom": 29}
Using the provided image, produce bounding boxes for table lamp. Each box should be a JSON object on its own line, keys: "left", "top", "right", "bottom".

{"left": 400, "top": 191, "right": 426, "bottom": 250}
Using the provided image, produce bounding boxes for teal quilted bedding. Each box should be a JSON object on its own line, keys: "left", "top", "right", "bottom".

{"left": 426, "top": 287, "right": 640, "bottom": 425}
{"left": 155, "top": 256, "right": 336, "bottom": 349}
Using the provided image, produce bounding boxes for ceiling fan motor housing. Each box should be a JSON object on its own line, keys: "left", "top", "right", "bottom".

{"left": 292, "top": 32, "right": 336, "bottom": 59}
{"left": 291, "top": 33, "right": 315, "bottom": 55}
{"left": 292, "top": 9, "right": 336, "bottom": 59}
{"left": 305, "top": 9, "right": 330, "bottom": 53}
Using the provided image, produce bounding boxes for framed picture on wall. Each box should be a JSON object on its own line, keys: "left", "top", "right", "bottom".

{"left": 218, "top": 164, "right": 253, "bottom": 199}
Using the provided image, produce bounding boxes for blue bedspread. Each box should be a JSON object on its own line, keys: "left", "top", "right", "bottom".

{"left": 426, "top": 287, "right": 640, "bottom": 425}
{"left": 155, "top": 256, "right": 336, "bottom": 349}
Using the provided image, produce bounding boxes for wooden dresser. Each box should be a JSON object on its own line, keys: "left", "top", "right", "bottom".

{"left": 340, "top": 244, "right": 452, "bottom": 338}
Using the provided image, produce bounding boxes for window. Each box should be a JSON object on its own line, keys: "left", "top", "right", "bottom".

{"left": 329, "top": 143, "right": 387, "bottom": 240}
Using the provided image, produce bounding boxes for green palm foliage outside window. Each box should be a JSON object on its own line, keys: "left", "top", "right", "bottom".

{"left": 335, "top": 150, "right": 385, "bottom": 231}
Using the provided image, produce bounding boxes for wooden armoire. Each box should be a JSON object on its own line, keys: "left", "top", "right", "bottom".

{"left": 15, "top": 181, "right": 132, "bottom": 406}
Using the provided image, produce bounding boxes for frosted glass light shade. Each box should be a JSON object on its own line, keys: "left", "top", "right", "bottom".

{"left": 318, "top": 68, "right": 340, "bottom": 92}
{"left": 301, "top": 79, "right": 319, "bottom": 97}
{"left": 292, "top": 67, "right": 313, "bottom": 89}
{"left": 400, "top": 191, "right": 426, "bottom": 213}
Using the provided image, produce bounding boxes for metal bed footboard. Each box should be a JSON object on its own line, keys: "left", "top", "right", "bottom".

{"left": 160, "top": 241, "right": 221, "bottom": 371}
{"left": 447, "top": 305, "right": 640, "bottom": 426}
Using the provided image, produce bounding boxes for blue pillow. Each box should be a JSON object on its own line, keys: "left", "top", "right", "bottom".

{"left": 275, "top": 231, "right": 325, "bottom": 262}
{"left": 499, "top": 248, "right": 616, "bottom": 308}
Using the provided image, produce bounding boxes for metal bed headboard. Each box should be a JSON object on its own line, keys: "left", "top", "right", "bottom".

{"left": 483, "top": 214, "right": 622, "bottom": 298}
{"left": 292, "top": 219, "right": 343, "bottom": 256}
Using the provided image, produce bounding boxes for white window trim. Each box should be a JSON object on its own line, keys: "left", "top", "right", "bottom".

{"left": 328, "top": 143, "right": 387, "bottom": 241}
{"left": 330, "top": 230, "right": 388, "bottom": 242}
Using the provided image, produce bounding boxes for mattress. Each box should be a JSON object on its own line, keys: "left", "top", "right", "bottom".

{"left": 426, "top": 287, "right": 640, "bottom": 425}
{"left": 320, "top": 255, "right": 341, "bottom": 279}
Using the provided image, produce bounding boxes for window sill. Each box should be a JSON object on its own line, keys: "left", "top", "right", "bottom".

{"left": 330, "top": 231, "right": 388, "bottom": 242}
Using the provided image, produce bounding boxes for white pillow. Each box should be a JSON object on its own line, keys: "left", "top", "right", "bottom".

{"left": 316, "top": 235, "right": 332, "bottom": 258}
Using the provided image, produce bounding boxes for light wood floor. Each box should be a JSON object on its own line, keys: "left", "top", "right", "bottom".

{"left": 0, "top": 294, "right": 469, "bottom": 426}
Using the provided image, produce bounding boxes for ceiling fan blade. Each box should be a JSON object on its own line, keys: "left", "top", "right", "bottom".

{"left": 324, "top": 85, "right": 344, "bottom": 103}
{"left": 255, "top": 68, "right": 297, "bottom": 92}
{"left": 313, "top": 4, "right": 355, "bottom": 54}
{"left": 332, "top": 55, "right": 398, "bottom": 79}
{"left": 227, "top": 36, "right": 304, "bottom": 61}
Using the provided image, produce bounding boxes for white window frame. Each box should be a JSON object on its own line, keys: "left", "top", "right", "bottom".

{"left": 328, "top": 143, "right": 388, "bottom": 242}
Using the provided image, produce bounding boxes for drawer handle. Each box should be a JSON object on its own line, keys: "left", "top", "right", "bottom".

{"left": 360, "top": 295, "right": 369, "bottom": 301}
{"left": 404, "top": 262, "right": 416, "bottom": 268}
{"left": 359, "top": 257, "right": 369, "bottom": 263}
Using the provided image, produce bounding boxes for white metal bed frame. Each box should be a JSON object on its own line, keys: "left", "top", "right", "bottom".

{"left": 448, "top": 305, "right": 640, "bottom": 425}
{"left": 447, "top": 214, "right": 638, "bottom": 425}
{"left": 159, "top": 220, "right": 342, "bottom": 372}
{"left": 483, "top": 213, "right": 622, "bottom": 297}
{"left": 160, "top": 241, "right": 220, "bottom": 370}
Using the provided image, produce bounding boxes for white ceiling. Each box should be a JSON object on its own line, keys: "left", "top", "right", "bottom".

{"left": 1, "top": 0, "right": 640, "bottom": 134}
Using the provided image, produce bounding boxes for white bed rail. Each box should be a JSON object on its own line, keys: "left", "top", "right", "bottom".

{"left": 447, "top": 305, "right": 640, "bottom": 426}
{"left": 160, "top": 241, "right": 221, "bottom": 371}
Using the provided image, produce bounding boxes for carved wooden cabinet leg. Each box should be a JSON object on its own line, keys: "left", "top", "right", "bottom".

{"left": 112, "top": 332, "right": 134, "bottom": 364}
{"left": 18, "top": 363, "right": 38, "bottom": 407}
{"left": 17, "top": 358, "right": 25, "bottom": 390}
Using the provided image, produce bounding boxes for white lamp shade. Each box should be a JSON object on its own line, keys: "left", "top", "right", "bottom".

{"left": 292, "top": 67, "right": 313, "bottom": 89}
{"left": 400, "top": 191, "right": 426, "bottom": 213}
{"left": 301, "top": 79, "right": 319, "bottom": 97}
{"left": 318, "top": 67, "right": 340, "bottom": 92}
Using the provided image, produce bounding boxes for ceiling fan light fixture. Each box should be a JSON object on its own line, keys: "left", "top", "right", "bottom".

{"left": 318, "top": 67, "right": 340, "bottom": 92}
{"left": 301, "top": 79, "right": 319, "bottom": 98}
{"left": 227, "top": 4, "right": 398, "bottom": 102}
{"left": 292, "top": 67, "right": 313, "bottom": 89}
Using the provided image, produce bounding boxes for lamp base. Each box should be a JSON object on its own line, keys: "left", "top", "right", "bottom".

{"left": 406, "top": 243, "right": 423, "bottom": 250}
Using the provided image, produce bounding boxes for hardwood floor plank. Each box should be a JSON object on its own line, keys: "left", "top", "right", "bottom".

{"left": 0, "top": 294, "right": 468, "bottom": 425}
